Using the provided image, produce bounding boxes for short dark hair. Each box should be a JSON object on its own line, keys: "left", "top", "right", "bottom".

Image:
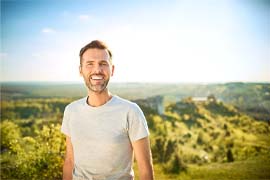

{"left": 79, "top": 40, "right": 112, "bottom": 65}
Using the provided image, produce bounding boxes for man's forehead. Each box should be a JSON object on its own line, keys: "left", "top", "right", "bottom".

{"left": 82, "top": 48, "right": 110, "bottom": 60}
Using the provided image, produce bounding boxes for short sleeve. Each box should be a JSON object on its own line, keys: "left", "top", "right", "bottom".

{"left": 61, "top": 105, "right": 71, "bottom": 137}
{"left": 127, "top": 103, "right": 150, "bottom": 142}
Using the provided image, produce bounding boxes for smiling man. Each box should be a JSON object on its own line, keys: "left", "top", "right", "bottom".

{"left": 61, "top": 40, "right": 154, "bottom": 180}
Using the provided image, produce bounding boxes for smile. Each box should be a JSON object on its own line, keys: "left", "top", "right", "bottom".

{"left": 91, "top": 75, "right": 104, "bottom": 80}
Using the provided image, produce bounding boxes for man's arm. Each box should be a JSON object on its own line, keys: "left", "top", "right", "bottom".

{"left": 63, "top": 136, "right": 74, "bottom": 180}
{"left": 132, "top": 137, "right": 154, "bottom": 180}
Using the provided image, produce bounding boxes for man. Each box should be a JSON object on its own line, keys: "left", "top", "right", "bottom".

{"left": 61, "top": 40, "right": 154, "bottom": 180}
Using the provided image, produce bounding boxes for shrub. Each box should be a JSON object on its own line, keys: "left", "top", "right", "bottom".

{"left": 164, "top": 154, "right": 187, "bottom": 174}
{"left": 1, "top": 124, "right": 65, "bottom": 180}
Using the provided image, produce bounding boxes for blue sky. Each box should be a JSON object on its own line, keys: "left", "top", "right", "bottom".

{"left": 1, "top": 0, "right": 270, "bottom": 83}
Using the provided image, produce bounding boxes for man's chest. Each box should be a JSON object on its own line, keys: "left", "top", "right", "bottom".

{"left": 69, "top": 111, "right": 129, "bottom": 143}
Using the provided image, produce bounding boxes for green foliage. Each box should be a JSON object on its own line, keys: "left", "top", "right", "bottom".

{"left": 1, "top": 98, "right": 71, "bottom": 120}
{"left": 0, "top": 121, "right": 22, "bottom": 153}
{"left": 1, "top": 124, "right": 65, "bottom": 180}
{"left": 149, "top": 93, "right": 270, "bottom": 170}
{"left": 205, "top": 101, "right": 238, "bottom": 117}
{"left": 164, "top": 140, "right": 177, "bottom": 163}
{"left": 185, "top": 154, "right": 270, "bottom": 180}
{"left": 164, "top": 154, "right": 187, "bottom": 174}
{"left": 226, "top": 148, "right": 234, "bottom": 162}
{"left": 1, "top": 82, "right": 270, "bottom": 179}
{"left": 151, "top": 137, "right": 166, "bottom": 163}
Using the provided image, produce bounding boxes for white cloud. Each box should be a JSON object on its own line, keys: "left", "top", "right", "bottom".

{"left": 42, "top": 28, "right": 56, "bottom": 34}
{"left": 78, "top": 14, "right": 90, "bottom": 21}
{"left": 0, "top": 52, "right": 8, "bottom": 59}
{"left": 32, "top": 53, "right": 42, "bottom": 58}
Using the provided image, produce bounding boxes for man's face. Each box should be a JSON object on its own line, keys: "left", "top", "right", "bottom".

{"left": 80, "top": 48, "right": 114, "bottom": 93}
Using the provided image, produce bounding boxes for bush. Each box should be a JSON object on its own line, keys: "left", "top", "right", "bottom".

{"left": 164, "top": 154, "right": 187, "bottom": 174}
{"left": 0, "top": 120, "right": 22, "bottom": 153}
{"left": 1, "top": 124, "right": 65, "bottom": 180}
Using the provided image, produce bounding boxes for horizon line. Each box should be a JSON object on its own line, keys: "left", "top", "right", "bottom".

{"left": 1, "top": 80, "right": 270, "bottom": 85}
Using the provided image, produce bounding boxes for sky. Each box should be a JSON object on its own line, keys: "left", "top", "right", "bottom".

{"left": 1, "top": 0, "right": 270, "bottom": 83}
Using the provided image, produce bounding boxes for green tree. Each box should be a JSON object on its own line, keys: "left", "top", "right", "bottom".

{"left": 227, "top": 148, "right": 234, "bottom": 162}
{"left": 0, "top": 120, "right": 22, "bottom": 153}
{"left": 164, "top": 140, "right": 176, "bottom": 163}
{"left": 164, "top": 154, "right": 187, "bottom": 174}
{"left": 1, "top": 124, "right": 65, "bottom": 180}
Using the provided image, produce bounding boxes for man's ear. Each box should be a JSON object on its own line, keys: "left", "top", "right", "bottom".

{"left": 79, "top": 65, "right": 82, "bottom": 76}
{"left": 111, "top": 65, "right": 115, "bottom": 77}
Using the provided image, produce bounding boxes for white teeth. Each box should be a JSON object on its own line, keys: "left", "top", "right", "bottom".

{"left": 91, "top": 75, "right": 103, "bottom": 80}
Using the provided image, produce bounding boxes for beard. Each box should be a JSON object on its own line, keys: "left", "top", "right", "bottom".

{"left": 84, "top": 75, "right": 110, "bottom": 93}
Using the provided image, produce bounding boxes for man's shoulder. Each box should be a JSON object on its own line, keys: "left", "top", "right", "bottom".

{"left": 65, "top": 97, "right": 87, "bottom": 110}
{"left": 113, "top": 95, "right": 140, "bottom": 110}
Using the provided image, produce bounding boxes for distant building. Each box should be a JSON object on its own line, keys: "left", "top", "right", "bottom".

{"left": 135, "top": 96, "right": 164, "bottom": 115}
{"left": 192, "top": 94, "right": 218, "bottom": 103}
{"left": 192, "top": 97, "right": 207, "bottom": 102}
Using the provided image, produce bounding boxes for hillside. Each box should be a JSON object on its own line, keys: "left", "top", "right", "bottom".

{"left": 136, "top": 95, "right": 270, "bottom": 178}
{"left": 2, "top": 82, "right": 270, "bottom": 121}
{"left": 1, "top": 83, "right": 270, "bottom": 179}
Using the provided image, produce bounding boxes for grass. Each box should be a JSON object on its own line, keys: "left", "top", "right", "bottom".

{"left": 134, "top": 154, "right": 270, "bottom": 180}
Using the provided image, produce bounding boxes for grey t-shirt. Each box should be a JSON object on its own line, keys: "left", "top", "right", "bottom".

{"left": 61, "top": 95, "right": 149, "bottom": 180}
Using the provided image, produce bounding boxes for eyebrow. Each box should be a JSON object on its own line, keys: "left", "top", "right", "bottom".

{"left": 84, "top": 60, "right": 109, "bottom": 63}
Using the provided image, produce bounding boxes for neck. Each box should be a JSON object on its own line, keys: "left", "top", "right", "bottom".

{"left": 87, "top": 89, "right": 112, "bottom": 107}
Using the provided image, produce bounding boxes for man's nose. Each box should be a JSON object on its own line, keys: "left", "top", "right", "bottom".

{"left": 93, "top": 64, "right": 102, "bottom": 73}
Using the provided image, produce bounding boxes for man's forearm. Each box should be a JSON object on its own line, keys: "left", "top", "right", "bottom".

{"left": 138, "top": 164, "right": 154, "bottom": 180}
{"left": 63, "top": 159, "right": 73, "bottom": 180}
{"left": 139, "top": 171, "right": 154, "bottom": 180}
